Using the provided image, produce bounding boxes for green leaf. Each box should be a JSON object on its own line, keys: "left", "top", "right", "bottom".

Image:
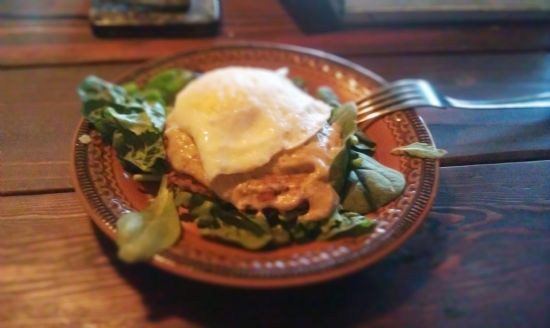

{"left": 200, "top": 210, "right": 272, "bottom": 250}
{"left": 116, "top": 177, "right": 181, "bottom": 263}
{"left": 328, "top": 102, "right": 358, "bottom": 197}
{"left": 329, "top": 147, "right": 350, "bottom": 196}
{"left": 290, "top": 76, "right": 306, "bottom": 90}
{"left": 341, "top": 170, "right": 372, "bottom": 213}
{"left": 317, "top": 86, "right": 340, "bottom": 107}
{"left": 351, "top": 131, "right": 376, "bottom": 156}
{"left": 342, "top": 151, "right": 406, "bottom": 213}
{"left": 318, "top": 210, "right": 376, "bottom": 240}
{"left": 329, "top": 102, "right": 357, "bottom": 141}
{"left": 145, "top": 69, "right": 195, "bottom": 104}
{"left": 199, "top": 223, "right": 272, "bottom": 250}
{"left": 213, "top": 209, "right": 269, "bottom": 238}
{"left": 391, "top": 142, "right": 447, "bottom": 159}
{"left": 78, "top": 75, "right": 167, "bottom": 173}
{"left": 289, "top": 221, "right": 322, "bottom": 243}
{"left": 177, "top": 192, "right": 273, "bottom": 250}
{"left": 122, "top": 82, "right": 140, "bottom": 96}
{"left": 140, "top": 89, "right": 165, "bottom": 105}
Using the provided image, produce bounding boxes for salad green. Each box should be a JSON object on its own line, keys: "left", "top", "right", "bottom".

{"left": 78, "top": 76, "right": 167, "bottom": 173}
{"left": 116, "top": 176, "right": 181, "bottom": 262}
{"left": 78, "top": 70, "right": 408, "bottom": 263}
{"left": 392, "top": 142, "right": 447, "bottom": 159}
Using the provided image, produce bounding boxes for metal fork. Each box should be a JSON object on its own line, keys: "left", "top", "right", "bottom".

{"left": 356, "top": 79, "right": 550, "bottom": 125}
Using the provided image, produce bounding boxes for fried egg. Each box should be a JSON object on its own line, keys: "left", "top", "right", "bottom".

{"left": 165, "top": 67, "right": 332, "bottom": 181}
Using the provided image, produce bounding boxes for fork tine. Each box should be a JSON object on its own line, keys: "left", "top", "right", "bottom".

{"left": 357, "top": 99, "right": 428, "bottom": 124}
{"left": 357, "top": 84, "right": 422, "bottom": 112}
{"left": 357, "top": 91, "right": 425, "bottom": 116}
{"left": 356, "top": 80, "right": 426, "bottom": 114}
{"left": 356, "top": 79, "right": 423, "bottom": 106}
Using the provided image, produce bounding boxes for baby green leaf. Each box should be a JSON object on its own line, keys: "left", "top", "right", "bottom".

{"left": 116, "top": 177, "right": 181, "bottom": 263}
{"left": 318, "top": 210, "right": 376, "bottom": 240}
{"left": 145, "top": 69, "right": 195, "bottom": 104}
{"left": 78, "top": 75, "right": 167, "bottom": 173}
{"left": 199, "top": 224, "right": 272, "bottom": 250}
{"left": 329, "top": 102, "right": 357, "bottom": 141}
{"left": 342, "top": 151, "right": 406, "bottom": 213}
{"left": 317, "top": 86, "right": 341, "bottom": 107}
{"left": 391, "top": 142, "right": 447, "bottom": 159}
{"left": 329, "top": 147, "right": 350, "bottom": 196}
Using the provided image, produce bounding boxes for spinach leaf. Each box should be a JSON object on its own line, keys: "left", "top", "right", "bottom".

{"left": 342, "top": 151, "right": 406, "bottom": 213}
{"left": 78, "top": 76, "right": 167, "bottom": 173}
{"left": 318, "top": 210, "right": 376, "bottom": 240}
{"left": 174, "top": 190, "right": 273, "bottom": 250}
{"left": 290, "top": 77, "right": 306, "bottom": 90}
{"left": 144, "top": 69, "right": 195, "bottom": 105}
{"left": 329, "top": 102, "right": 357, "bottom": 141}
{"left": 116, "top": 177, "right": 181, "bottom": 262}
{"left": 328, "top": 102, "right": 358, "bottom": 193}
{"left": 317, "top": 86, "right": 341, "bottom": 108}
{"left": 200, "top": 223, "right": 272, "bottom": 250}
{"left": 391, "top": 142, "right": 447, "bottom": 159}
{"left": 351, "top": 131, "right": 376, "bottom": 156}
{"left": 341, "top": 170, "right": 372, "bottom": 213}
{"left": 329, "top": 148, "right": 350, "bottom": 196}
{"left": 199, "top": 211, "right": 272, "bottom": 250}
{"left": 289, "top": 221, "right": 322, "bottom": 243}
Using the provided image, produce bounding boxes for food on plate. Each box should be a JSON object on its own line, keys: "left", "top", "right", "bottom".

{"left": 165, "top": 67, "right": 340, "bottom": 222}
{"left": 78, "top": 66, "right": 406, "bottom": 262}
{"left": 391, "top": 142, "right": 447, "bottom": 159}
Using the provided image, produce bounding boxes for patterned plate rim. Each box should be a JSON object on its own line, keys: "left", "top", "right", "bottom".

{"left": 71, "top": 42, "right": 439, "bottom": 288}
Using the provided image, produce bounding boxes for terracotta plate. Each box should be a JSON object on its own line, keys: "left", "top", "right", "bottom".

{"left": 71, "top": 43, "right": 439, "bottom": 288}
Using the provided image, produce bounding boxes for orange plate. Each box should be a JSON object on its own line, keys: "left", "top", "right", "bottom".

{"left": 71, "top": 42, "right": 439, "bottom": 288}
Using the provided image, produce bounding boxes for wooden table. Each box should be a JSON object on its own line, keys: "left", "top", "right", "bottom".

{"left": 1, "top": 1, "right": 549, "bottom": 327}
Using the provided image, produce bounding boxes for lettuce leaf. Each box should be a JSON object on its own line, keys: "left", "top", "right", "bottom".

{"left": 318, "top": 210, "right": 376, "bottom": 240}
{"left": 174, "top": 190, "right": 273, "bottom": 250}
{"left": 198, "top": 211, "right": 272, "bottom": 250}
{"left": 144, "top": 68, "right": 195, "bottom": 105}
{"left": 329, "top": 102, "right": 358, "bottom": 193}
{"left": 317, "top": 86, "right": 341, "bottom": 108}
{"left": 200, "top": 222, "right": 272, "bottom": 250}
{"left": 116, "top": 177, "right": 181, "bottom": 262}
{"left": 329, "top": 102, "right": 357, "bottom": 141}
{"left": 342, "top": 151, "right": 406, "bottom": 213}
{"left": 391, "top": 142, "right": 447, "bottom": 159}
{"left": 78, "top": 76, "right": 167, "bottom": 173}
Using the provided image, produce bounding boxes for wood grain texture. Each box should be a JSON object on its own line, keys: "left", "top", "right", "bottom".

{"left": 2, "top": 0, "right": 549, "bottom": 326}
{"left": 0, "top": 0, "right": 300, "bottom": 67}
{"left": 2, "top": 0, "right": 550, "bottom": 66}
{"left": 0, "top": 63, "right": 136, "bottom": 194}
{"left": 0, "top": 0, "right": 89, "bottom": 18}
{"left": 2, "top": 53, "right": 550, "bottom": 193}
{"left": 350, "top": 53, "right": 550, "bottom": 166}
{"left": 1, "top": 161, "right": 549, "bottom": 327}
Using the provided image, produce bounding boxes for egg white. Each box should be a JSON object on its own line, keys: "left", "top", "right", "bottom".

{"left": 166, "top": 67, "right": 332, "bottom": 181}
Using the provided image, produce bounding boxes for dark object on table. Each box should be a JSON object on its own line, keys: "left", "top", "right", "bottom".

{"left": 281, "top": 0, "right": 550, "bottom": 34}
{"left": 90, "top": 0, "right": 220, "bottom": 37}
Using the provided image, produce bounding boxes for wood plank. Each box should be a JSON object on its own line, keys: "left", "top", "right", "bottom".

{"left": 1, "top": 161, "right": 549, "bottom": 327}
{"left": 350, "top": 53, "right": 550, "bottom": 166}
{"left": 0, "top": 0, "right": 89, "bottom": 17}
{"left": 0, "top": 162, "right": 72, "bottom": 194}
{"left": 2, "top": 3, "right": 550, "bottom": 66}
{"left": 2, "top": 53, "right": 550, "bottom": 193}
{"left": 2, "top": 24, "right": 550, "bottom": 67}
{"left": 0, "top": 63, "right": 136, "bottom": 194}
{"left": 0, "top": 0, "right": 302, "bottom": 67}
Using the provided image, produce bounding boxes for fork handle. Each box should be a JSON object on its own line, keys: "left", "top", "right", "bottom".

{"left": 445, "top": 92, "right": 550, "bottom": 109}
